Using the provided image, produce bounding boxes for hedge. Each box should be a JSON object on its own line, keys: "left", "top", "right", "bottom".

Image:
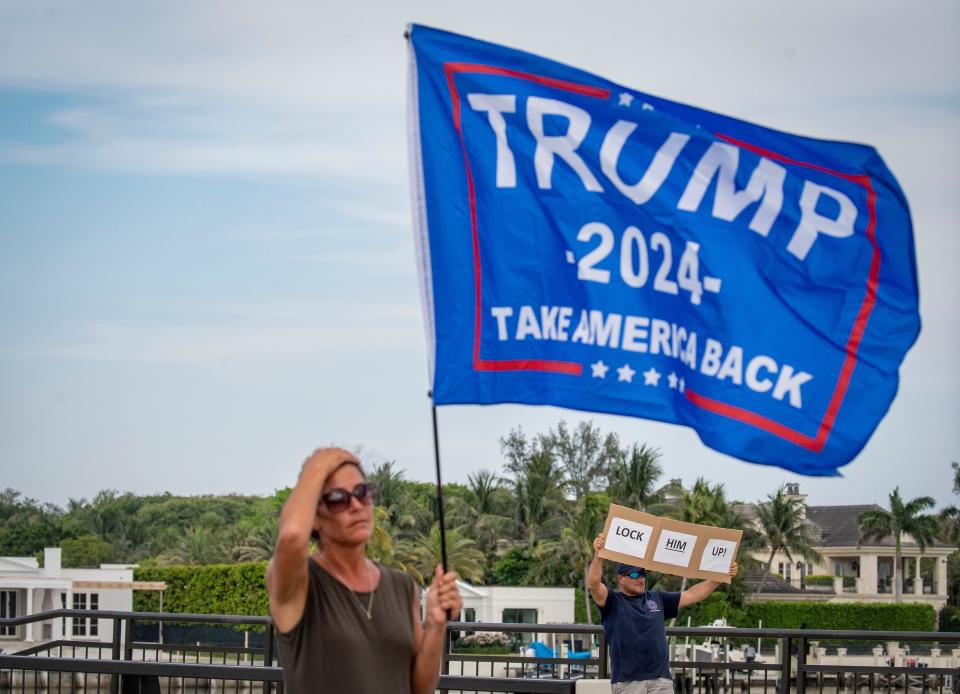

{"left": 940, "top": 605, "right": 960, "bottom": 633}
{"left": 744, "top": 601, "right": 935, "bottom": 632}
{"left": 802, "top": 575, "right": 835, "bottom": 586}
{"left": 134, "top": 563, "right": 269, "bottom": 625}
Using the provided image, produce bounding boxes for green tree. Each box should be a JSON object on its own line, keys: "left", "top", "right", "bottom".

{"left": 399, "top": 525, "right": 485, "bottom": 584}
{"left": 0, "top": 489, "right": 63, "bottom": 556}
{"left": 488, "top": 546, "right": 534, "bottom": 586}
{"left": 466, "top": 470, "right": 505, "bottom": 516}
{"left": 446, "top": 471, "right": 513, "bottom": 558}
{"left": 61, "top": 534, "right": 113, "bottom": 567}
{"left": 365, "top": 506, "right": 417, "bottom": 575}
{"left": 665, "top": 479, "right": 731, "bottom": 623}
{"left": 369, "top": 461, "right": 406, "bottom": 518}
{"left": 500, "top": 429, "right": 566, "bottom": 544}
{"left": 158, "top": 525, "right": 228, "bottom": 566}
{"left": 606, "top": 444, "right": 663, "bottom": 511}
{"left": 939, "top": 462, "right": 960, "bottom": 547}
{"left": 858, "top": 487, "right": 939, "bottom": 602}
{"left": 232, "top": 518, "right": 279, "bottom": 562}
{"left": 755, "top": 485, "right": 821, "bottom": 595}
{"left": 535, "top": 493, "right": 609, "bottom": 624}
{"left": 540, "top": 421, "right": 621, "bottom": 498}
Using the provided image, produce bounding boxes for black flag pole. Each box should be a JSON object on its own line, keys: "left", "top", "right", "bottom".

{"left": 428, "top": 392, "right": 450, "bottom": 573}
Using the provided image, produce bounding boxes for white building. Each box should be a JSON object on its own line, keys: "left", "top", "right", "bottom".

{"left": 739, "top": 484, "right": 954, "bottom": 611}
{"left": 455, "top": 583, "right": 575, "bottom": 626}
{"left": 0, "top": 547, "right": 162, "bottom": 650}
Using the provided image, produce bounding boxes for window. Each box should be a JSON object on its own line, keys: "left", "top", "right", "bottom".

{"left": 461, "top": 608, "right": 477, "bottom": 637}
{"left": 69, "top": 593, "right": 100, "bottom": 637}
{"left": 502, "top": 608, "right": 538, "bottom": 624}
{"left": 0, "top": 591, "right": 17, "bottom": 637}
{"left": 502, "top": 608, "right": 538, "bottom": 650}
{"left": 877, "top": 557, "right": 893, "bottom": 594}
{"left": 777, "top": 562, "right": 792, "bottom": 580}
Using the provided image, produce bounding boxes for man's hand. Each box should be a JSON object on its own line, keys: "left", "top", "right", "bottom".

{"left": 593, "top": 533, "right": 606, "bottom": 556}
{"left": 729, "top": 561, "right": 739, "bottom": 578}
{"left": 425, "top": 565, "right": 462, "bottom": 627}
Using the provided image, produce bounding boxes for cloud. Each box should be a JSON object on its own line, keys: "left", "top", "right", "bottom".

{"left": 21, "top": 301, "right": 423, "bottom": 365}
{"left": 1, "top": 2, "right": 956, "bottom": 179}
{"left": 0, "top": 95, "right": 408, "bottom": 181}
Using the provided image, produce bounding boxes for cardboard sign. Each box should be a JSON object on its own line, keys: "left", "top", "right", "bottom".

{"left": 599, "top": 504, "right": 742, "bottom": 583}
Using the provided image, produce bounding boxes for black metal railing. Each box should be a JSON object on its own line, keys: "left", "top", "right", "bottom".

{"left": 2, "top": 609, "right": 958, "bottom": 693}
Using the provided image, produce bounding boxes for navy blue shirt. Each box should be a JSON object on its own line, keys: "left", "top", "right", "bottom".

{"left": 599, "top": 589, "right": 681, "bottom": 683}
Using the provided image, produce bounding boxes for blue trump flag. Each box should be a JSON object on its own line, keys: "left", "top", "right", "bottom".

{"left": 406, "top": 25, "right": 919, "bottom": 476}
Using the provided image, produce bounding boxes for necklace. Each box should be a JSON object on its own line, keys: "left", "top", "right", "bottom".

{"left": 328, "top": 558, "right": 376, "bottom": 620}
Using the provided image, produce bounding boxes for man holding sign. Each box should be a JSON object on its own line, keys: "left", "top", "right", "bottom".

{"left": 588, "top": 532, "right": 737, "bottom": 693}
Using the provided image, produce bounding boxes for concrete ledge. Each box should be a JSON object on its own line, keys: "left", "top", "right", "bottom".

{"left": 576, "top": 679, "right": 611, "bottom": 693}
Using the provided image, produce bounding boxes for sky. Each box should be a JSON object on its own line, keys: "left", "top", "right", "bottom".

{"left": 0, "top": 1, "right": 957, "bottom": 511}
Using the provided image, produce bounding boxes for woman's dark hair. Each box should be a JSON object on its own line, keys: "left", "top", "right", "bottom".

{"left": 310, "top": 460, "right": 367, "bottom": 542}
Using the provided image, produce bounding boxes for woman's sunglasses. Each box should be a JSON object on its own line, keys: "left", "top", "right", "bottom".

{"left": 319, "top": 482, "right": 379, "bottom": 514}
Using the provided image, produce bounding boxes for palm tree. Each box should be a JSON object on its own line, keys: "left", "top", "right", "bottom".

{"left": 446, "top": 471, "right": 514, "bottom": 557}
{"left": 466, "top": 470, "right": 504, "bottom": 516}
{"left": 940, "top": 462, "right": 960, "bottom": 547}
{"left": 365, "top": 506, "right": 419, "bottom": 575}
{"left": 534, "top": 494, "right": 609, "bottom": 624}
{"left": 399, "top": 524, "right": 485, "bottom": 584}
{"left": 607, "top": 444, "right": 663, "bottom": 510}
{"left": 858, "top": 487, "right": 939, "bottom": 601}
{"left": 666, "top": 479, "right": 730, "bottom": 624}
{"left": 369, "top": 461, "right": 406, "bottom": 517}
{"left": 158, "top": 525, "right": 227, "bottom": 565}
{"left": 232, "top": 518, "right": 279, "bottom": 562}
{"left": 755, "top": 485, "right": 821, "bottom": 595}
{"left": 508, "top": 449, "right": 566, "bottom": 544}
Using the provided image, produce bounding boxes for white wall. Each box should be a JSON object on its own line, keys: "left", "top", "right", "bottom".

{"left": 457, "top": 585, "right": 575, "bottom": 625}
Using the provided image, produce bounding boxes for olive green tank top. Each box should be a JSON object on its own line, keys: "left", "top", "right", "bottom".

{"left": 276, "top": 559, "right": 417, "bottom": 694}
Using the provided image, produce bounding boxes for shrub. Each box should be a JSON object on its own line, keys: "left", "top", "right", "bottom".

{"left": 939, "top": 605, "right": 960, "bottom": 633}
{"left": 453, "top": 632, "right": 511, "bottom": 654}
{"left": 803, "top": 575, "right": 835, "bottom": 586}
{"left": 134, "top": 562, "right": 269, "bottom": 630}
{"left": 744, "top": 601, "right": 935, "bottom": 632}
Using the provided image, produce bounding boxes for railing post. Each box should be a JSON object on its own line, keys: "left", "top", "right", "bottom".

{"left": 796, "top": 636, "right": 807, "bottom": 694}
{"left": 437, "top": 625, "right": 450, "bottom": 694}
{"left": 599, "top": 630, "right": 608, "bottom": 679}
{"left": 124, "top": 617, "right": 134, "bottom": 662}
{"left": 264, "top": 623, "right": 275, "bottom": 694}
{"left": 110, "top": 617, "right": 122, "bottom": 694}
{"left": 780, "top": 637, "right": 791, "bottom": 694}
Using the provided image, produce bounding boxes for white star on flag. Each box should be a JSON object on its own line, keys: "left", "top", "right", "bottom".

{"left": 617, "top": 364, "right": 636, "bottom": 383}
{"left": 679, "top": 377, "right": 685, "bottom": 392}
{"left": 642, "top": 367, "right": 661, "bottom": 386}
{"left": 590, "top": 360, "right": 609, "bottom": 379}
{"left": 618, "top": 92, "right": 634, "bottom": 107}
{"left": 667, "top": 372, "right": 679, "bottom": 389}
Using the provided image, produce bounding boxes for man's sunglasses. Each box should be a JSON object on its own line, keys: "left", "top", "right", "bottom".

{"left": 319, "top": 482, "right": 379, "bottom": 513}
{"left": 620, "top": 571, "right": 646, "bottom": 580}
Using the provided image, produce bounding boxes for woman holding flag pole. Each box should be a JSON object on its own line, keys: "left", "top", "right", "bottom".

{"left": 267, "top": 447, "right": 462, "bottom": 694}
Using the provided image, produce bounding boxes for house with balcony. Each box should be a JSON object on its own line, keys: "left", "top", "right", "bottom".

{"left": 739, "top": 484, "right": 954, "bottom": 611}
